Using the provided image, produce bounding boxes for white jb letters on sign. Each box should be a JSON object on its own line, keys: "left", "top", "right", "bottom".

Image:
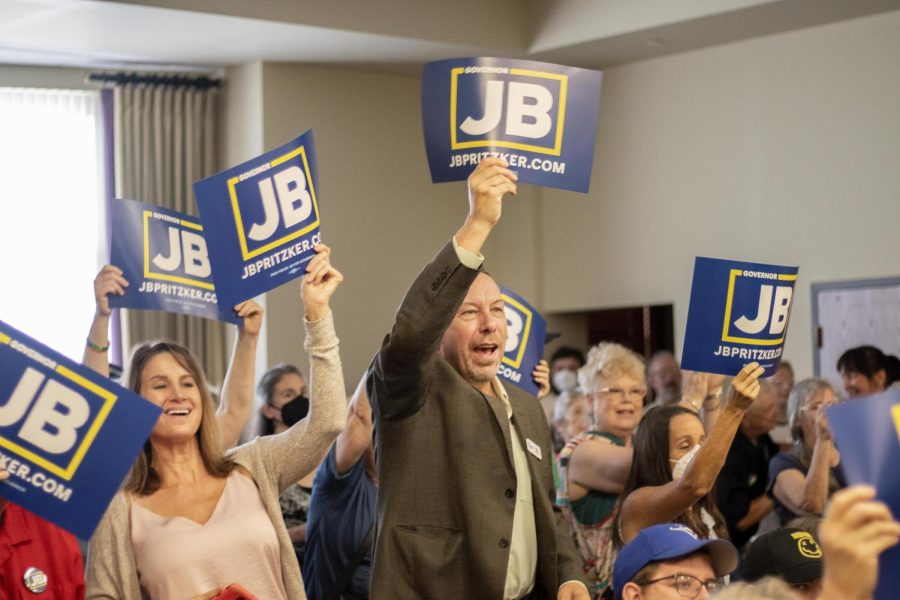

{"left": 247, "top": 166, "right": 313, "bottom": 242}
{"left": 0, "top": 367, "right": 89, "bottom": 455}
{"left": 460, "top": 81, "right": 554, "bottom": 139}
{"left": 733, "top": 285, "right": 793, "bottom": 336}
{"left": 722, "top": 270, "right": 797, "bottom": 346}
{"left": 152, "top": 227, "right": 212, "bottom": 278}
{"left": 505, "top": 306, "right": 524, "bottom": 354}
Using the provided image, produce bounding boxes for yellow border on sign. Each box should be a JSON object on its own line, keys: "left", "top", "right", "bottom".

{"left": 891, "top": 404, "right": 900, "bottom": 445}
{"left": 227, "top": 146, "right": 320, "bottom": 261}
{"left": 501, "top": 294, "right": 533, "bottom": 369}
{"left": 449, "top": 67, "right": 567, "bottom": 156}
{"left": 721, "top": 271, "right": 797, "bottom": 346}
{"left": 142, "top": 211, "right": 215, "bottom": 290}
{"left": 0, "top": 342, "right": 117, "bottom": 481}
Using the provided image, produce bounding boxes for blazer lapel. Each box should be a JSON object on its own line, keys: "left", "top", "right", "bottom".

{"left": 482, "top": 392, "right": 516, "bottom": 472}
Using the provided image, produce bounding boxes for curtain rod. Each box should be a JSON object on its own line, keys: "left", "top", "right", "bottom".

{"left": 86, "top": 72, "right": 221, "bottom": 90}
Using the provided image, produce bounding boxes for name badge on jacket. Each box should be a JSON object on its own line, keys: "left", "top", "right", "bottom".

{"left": 526, "top": 438, "right": 542, "bottom": 460}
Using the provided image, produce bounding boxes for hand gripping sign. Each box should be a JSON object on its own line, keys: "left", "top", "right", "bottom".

{"left": 109, "top": 198, "right": 239, "bottom": 324}
{"left": 828, "top": 389, "right": 900, "bottom": 600}
{"left": 0, "top": 321, "right": 160, "bottom": 540}
{"left": 194, "top": 130, "right": 322, "bottom": 311}
{"left": 499, "top": 286, "right": 548, "bottom": 396}
{"left": 681, "top": 257, "right": 799, "bottom": 377}
{"left": 422, "top": 57, "right": 602, "bottom": 193}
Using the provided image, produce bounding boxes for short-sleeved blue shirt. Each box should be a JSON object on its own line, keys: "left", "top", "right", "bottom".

{"left": 302, "top": 444, "right": 377, "bottom": 600}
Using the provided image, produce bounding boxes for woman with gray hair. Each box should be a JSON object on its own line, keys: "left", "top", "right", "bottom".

{"left": 556, "top": 342, "right": 646, "bottom": 598}
{"left": 767, "top": 378, "right": 846, "bottom": 525}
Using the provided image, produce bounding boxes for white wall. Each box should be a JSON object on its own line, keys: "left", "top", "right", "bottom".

{"left": 533, "top": 11, "right": 900, "bottom": 379}
{"left": 247, "top": 11, "right": 900, "bottom": 387}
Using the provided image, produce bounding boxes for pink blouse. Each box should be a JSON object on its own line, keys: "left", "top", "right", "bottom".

{"left": 131, "top": 471, "right": 288, "bottom": 599}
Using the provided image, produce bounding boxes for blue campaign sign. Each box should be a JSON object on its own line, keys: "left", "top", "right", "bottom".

{"left": 194, "top": 130, "right": 322, "bottom": 311}
{"left": 109, "top": 198, "right": 239, "bottom": 324}
{"left": 827, "top": 389, "right": 900, "bottom": 600}
{"left": 681, "top": 257, "right": 799, "bottom": 377}
{"left": 422, "top": 57, "right": 602, "bottom": 193}
{"left": 499, "top": 287, "right": 547, "bottom": 396}
{"left": 0, "top": 321, "right": 160, "bottom": 540}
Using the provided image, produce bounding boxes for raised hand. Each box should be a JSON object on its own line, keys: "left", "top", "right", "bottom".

{"left": 533, "top": 359, "right": 551, "bottom": 400}
{"left": 726, "top": 362, "right": 765, "bottom": 410}
{"left": 93, "top": 265, "right": 128, "bottom": 316}
{"left": 234, "top": 300, "right": 264, "bottom": 336}
{"left": 301, "top": 244, "right": 343, "bottom": 321}
{"left": 466, "top": 157, "right": 517, "bottom": 230}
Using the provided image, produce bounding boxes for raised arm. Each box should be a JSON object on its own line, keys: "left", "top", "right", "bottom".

{"left": 83, "top": 265, "right": 128, "bottom": 376}
{"left": 216, "top": 300, "right": 263, "bottom": 450}
{"left": 264, "top": 244, "right": 347, "bottom": 490}
{"left": 568, "top": 438, "right": 633, "bottom": 495}
{"left": 620, "top": 362, "right": 764, "bottom": 542}
{"left": 334, "top": 374, "right": 374, "bottom": 475}
{"left": 772, "top": 405, "right": 837, "bottom": 516}
{"left": 367, "top": 158, "right": 517, "bottom": 421}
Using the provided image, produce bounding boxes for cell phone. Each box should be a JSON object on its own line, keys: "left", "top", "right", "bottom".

{"left": 213, "top": 584, "right": 258, "bottom": 600}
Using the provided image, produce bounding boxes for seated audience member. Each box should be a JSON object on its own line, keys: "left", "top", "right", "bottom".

{"left": 615, "top": 363, "right": 764, "bottom": 546}
{"left": 714, "top": 380, "right": 780, "bottom": 551}
{"left": 258, "top": 363, "right": 314, "bottom": 566}
{"left": 818, "top": 485, "right": 900, "bottom": 600}
{"left": 768, "top": 361, "right": 795, "bottom": 448}
{"left": 84, "top": 265, "right": 260, "bottom": 451}
{"left": 85, "top": 246, "right": 346, "bottom": 599}
{"left": 768, "top": 378, "right": 844, "bottom": 526}
{"left": 645, "top": 351, "right": 682, "bottom": 408}
{"left": 544, "top": 346, "right": 587, "bottom": 420}
{"left": 836, "top": 345, "right": 894, "bottom": 398}
{"left": 742, "top": 527, "right": 822, "bottom": 599}
{"left": 0, "top": 471, "right": 85, "bottom": 598}
{"left": 556, "top": 342, "right": 645, "bottom": 597}
{"left": 554, "top": 387, "right": 592, "bottom": 445}
{"left": 612, "top": 522, "right": 739, "bottom": 600}
{"left": 303, "top": 377, "right": 378, "bottom": 600}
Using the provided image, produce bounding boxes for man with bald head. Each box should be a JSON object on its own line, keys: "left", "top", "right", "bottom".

{"left": 367, "top": 159, "right": 588, "bottom": 599}
{"left": 714, "top": 379, "right": 780, "bottom": 551}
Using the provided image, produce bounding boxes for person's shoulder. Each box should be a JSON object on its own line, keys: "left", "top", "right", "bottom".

{"left": 769, "top": 450, "right": 803, "bottom": 472}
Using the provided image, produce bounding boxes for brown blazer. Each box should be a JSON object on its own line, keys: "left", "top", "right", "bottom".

{"left": 367, "top": 242, "right": 585, "bottom": 599}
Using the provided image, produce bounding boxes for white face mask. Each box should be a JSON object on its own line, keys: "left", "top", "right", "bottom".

{"left": 670, "top": 444, "right": 701, "bottom": 479}
{"left": 553, "top": 369, "right": 578, "bottom": 393}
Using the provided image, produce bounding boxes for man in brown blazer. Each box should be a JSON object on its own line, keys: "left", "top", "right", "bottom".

{"left": 367, "top": 158, "right": 589, "bottom": 599}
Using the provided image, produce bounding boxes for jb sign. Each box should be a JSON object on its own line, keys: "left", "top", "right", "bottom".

{"left": 0, "top": 321, "right": 159, "bottom": 539}
{"left": 422, "top": 57, "right": 602, "bottom": 193}
{"left": 194, "top": 129, "right": 322, "bottom": 311}
{"left": 109, "top": 198, "right": 238, "bottom": 323}
{"left": 499, "top": 286, "right": 547, "bottom": 396}
{"left": 681, "top": 257, "right": 799, "bottom": 377}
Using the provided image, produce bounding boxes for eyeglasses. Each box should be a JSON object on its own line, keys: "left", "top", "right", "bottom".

{"left": 642, "top": 573, "right": 723, "bottom": 598}
{"left": 595, "top": 386, "right": 646, "bottom": 401}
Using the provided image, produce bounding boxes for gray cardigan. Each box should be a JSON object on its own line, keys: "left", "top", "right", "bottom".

{"left": 85, "top": 313, "right": 346, "bottom": 599}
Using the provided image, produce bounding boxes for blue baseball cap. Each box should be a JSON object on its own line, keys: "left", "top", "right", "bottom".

{"left": 613, "top": 523, "right": 739, "bottom": 600}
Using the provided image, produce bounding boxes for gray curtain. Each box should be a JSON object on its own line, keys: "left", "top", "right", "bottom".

{"left": 113, "top": 79, "right": 227, "bottom": 386}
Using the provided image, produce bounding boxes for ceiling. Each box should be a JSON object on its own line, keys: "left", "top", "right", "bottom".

{"left": 0, "top": 0, "right": 897, "bottom": 75}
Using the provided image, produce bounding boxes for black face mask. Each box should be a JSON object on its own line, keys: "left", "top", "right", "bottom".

{"left": 277, "top": 394, "right": 310, "bottom": 428}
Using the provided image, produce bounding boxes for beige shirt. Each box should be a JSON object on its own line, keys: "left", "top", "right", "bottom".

{"left": 493, "top": 378, "right": 539, "bottom": 600}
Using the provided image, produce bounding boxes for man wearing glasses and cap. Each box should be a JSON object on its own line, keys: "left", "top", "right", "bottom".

{"left": 613, "top": 523, "right": 738, "bottom": 600}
